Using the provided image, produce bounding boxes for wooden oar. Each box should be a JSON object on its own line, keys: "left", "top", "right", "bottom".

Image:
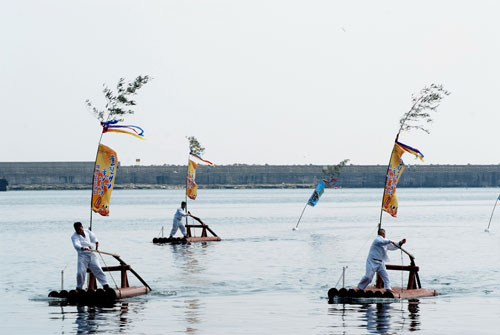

{"left": 390, "top": 242, "right": 415, "bottom": 262}
{"left": 89, "top": 249, "right": 120, "bottom": 257}
{"left": 89, "top": 249, "right": 126, "bottom": 265}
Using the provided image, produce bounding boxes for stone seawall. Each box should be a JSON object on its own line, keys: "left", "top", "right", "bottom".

{"left": 1, "top": 162, "right": 500, "bottom": 190}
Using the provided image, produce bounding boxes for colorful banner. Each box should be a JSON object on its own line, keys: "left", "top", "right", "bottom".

{"left": 382, "top": 141, "right": 423, "bottom": 217}
{"left": 308, "top": 180, "right": 326, "bottom": 207}
{"left": 186, "top": 159, "right": 198, "bottom": 200}
{"left": 190, "top": 152, "right": 215, "bottom": 166}
{"left": 101, "top": 120, "right": 145, "bottom": 140}
{"left": 92, "top": 144, "right": 118, "bottom": 216}
{"left": 323, "top": 178, "right": 338, "bottom": 188}
{"left": 396, "top": 140, "right": 424, "bottom": 161}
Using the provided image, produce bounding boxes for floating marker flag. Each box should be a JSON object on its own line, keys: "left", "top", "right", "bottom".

{"left": 308, "top": 180, "right": 326, "bottom": 207}
{"left": 382, "top": 141, "right": 423, "bottom": 217}
{"left": 92, "top": 144, "right": 117, "bottom": 216}
{"left": 186, "top": 159, "right": 198, "bottom": 200}
{"left": 101, "top": 120, "right": 145, "bottom": 140}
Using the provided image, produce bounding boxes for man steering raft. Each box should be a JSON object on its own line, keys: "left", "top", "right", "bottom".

{"left": 357, "top": 228, "right": 406, "bottom": 291}
{"left": 170, "top": 201, "right": 191, "bottom": 239}
{"left": 71, "top": 222, "right": 109, "bottom": 291}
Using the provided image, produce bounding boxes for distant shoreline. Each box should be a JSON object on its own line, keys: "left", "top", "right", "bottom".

{"left": 2, "top": 162, "right": 500, "bottom": 189}
{"left": 6, "top": 183, "right": 318, "bottom": 191}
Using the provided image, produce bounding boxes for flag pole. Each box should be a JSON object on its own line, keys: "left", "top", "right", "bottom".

{"left": 486, "top": 195, "right": 499, "bottom": 231}
{"left": 378, "top": 133, "right": 400, "bottom": 230}
{"left": 185, "top": 152, "right": 190, "bottom": 226}
{"left": 293, "top": 203, "right": 309, "bottom": 230}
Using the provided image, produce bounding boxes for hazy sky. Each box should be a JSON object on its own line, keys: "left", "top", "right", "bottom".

{"left": 2, "top": 1, "right": 499, "bottom": 166}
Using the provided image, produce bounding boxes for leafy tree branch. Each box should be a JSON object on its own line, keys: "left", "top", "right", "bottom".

{"left": 187, "top": 136, "right": 205, "bottom": 154}
{"left": 398, "top": 84, "right": 450, "bottom": 135}
{"left": 322, "top": 159, "right": 350, "bottom": 179}
{"left": 86, "top": 75, "right": 151, "bottom": 122}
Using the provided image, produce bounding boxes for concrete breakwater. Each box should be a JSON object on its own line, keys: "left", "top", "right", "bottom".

{"left": 1, "top": 162, "right": 500, "bottom": 190}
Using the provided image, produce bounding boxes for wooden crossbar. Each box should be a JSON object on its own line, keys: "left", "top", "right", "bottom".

{"left": 375, "top": 263, "right": 422, "bottom": 290}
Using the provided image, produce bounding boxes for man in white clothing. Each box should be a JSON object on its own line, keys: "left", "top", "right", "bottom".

{"left": 71, "top": 222, "right": 109, "bottom": 291}
{"left": 357, "top": 228, "right": 406, "bottom": 291}
{"left": 170, "top": 201, "right": 191, "bottom": 238}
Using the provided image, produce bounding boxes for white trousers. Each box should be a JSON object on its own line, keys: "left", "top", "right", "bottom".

{"left": 357, "top": 259, "right": 391, "bottom": 290}
{"left": 170, "top": 219, "right": 186, "bottom": 237}
{"left": 76, "top": 252, "right": 108, "bottom": 289}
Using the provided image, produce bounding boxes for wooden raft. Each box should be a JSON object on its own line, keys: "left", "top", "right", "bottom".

{"left": 153, "top": 216, "right": 221, "bottom": 244}
{"left": 48, "top": 250, "right": 151, "bottom": 304}
{"left": 328, "top": 247, "right": 437, "bottom": 302}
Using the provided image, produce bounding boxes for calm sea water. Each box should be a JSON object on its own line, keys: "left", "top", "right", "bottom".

{"left": 0, "top": 188, "right": 499, "bottom": 334}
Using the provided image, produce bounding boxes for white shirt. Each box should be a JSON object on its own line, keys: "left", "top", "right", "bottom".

{"left": 367, "top": 235, "right": 398, "bottom": 263}
{"left": 173, "top": 207, "right": 188, "bottom": 222}
{"left": 72, "top": 229, "right": 98, "bottom": 253}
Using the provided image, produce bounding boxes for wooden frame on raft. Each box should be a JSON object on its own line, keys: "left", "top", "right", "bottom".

{"left": 152, "top": 215, "right": 221, "bottom": 244}
{"left": 185, "top": 215, "right": 221, "bottom": 242}
{"left": 48, "top": 251, "right": 151, "bottom": 304}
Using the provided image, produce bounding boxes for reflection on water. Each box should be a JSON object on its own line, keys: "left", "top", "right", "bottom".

{"left": 48, "top": 301, "right": 143, "bottom": 334}
{"left": 327, "top": 300, "right": 421, "bottom": 334}
{"left": 407, "top": 300, "right": 421, "bottom": 332}
{"left": 171, "top": 243, "right": 211, "bottom": 334}
{"left": 184, "top": 299, "right": 202, "bottom": 335}
{"left": 361, "top": 303, "right": 391, "bottom": 334}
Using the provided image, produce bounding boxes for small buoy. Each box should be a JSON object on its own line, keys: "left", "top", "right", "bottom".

{"left": 348, "top": 289, "right": 357, "bottom": 297}
{"left": 383, "top": 290, "right": 395, "bottom": 298}
{"left": 328, "top": 288, "right": 338, "bottom": 300}
{"left": 484, "top": 228, "right": 490, "bottom": 233}
{"left": 365, "top": 290, "right": 375, "bottom": 298}
{"left": 354, "top": 289, "right": 365, "bottom": 298}
{"left": 292, "top": 227, "right": 298, "bottom": 231}
{"left": 59, "top": 290, "right": 68, "bottom": 298}
{"left": 67, "top": 289, "right": 78, "bottom": 301}
{"left": 338, "top": 288, "right": 348, "bottom": 297}
{"left": 48, "top": 291, "right": 59, "bottom": 298}
{"left": 104, "top": 287, "right": 117, "bottom": 302}
{"left": 86, "top": 289, "right": 96, "bottom": 303}
{"left": 96, "top": 288, "right": 106, "bottom": 301}
{"left": 153, "top": 238, "right": 159, "bottom": 243}
{"left": 374, "top": 290, "right": 383, "bottom": 298}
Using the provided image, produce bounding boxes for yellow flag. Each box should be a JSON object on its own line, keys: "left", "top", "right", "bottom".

{"left": 382, "top": 143, "right": 406, "bottom": 217}
{"left": 92, "top": 144, "right": 118, "bottom": 216}
{"left": 186, "top": 159, "right": 198, "bottom": 200}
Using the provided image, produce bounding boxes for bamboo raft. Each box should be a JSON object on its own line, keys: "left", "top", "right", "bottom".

{"left": 328, "top": 248, "right": 437, "bottom": 303}
{"left": 153, "top": 217, "right": 221, "bottom": 244}
{"left": 48, "top": 251, "right": 151, "bottom": 305}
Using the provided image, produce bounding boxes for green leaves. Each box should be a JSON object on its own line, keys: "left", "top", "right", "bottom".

{"left": 322, "top": 159, "right": 350, "bottom": 179}
{"left": 187, "top": 136, "right": 205, "bottom": 154}
{"left": 86, "top": 75, "right": 151, "bottom": 122}
{"left": 398, "top": 84, "right": 450, "bottom": 134}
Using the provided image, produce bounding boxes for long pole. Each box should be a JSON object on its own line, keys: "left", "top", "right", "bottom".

{"left": 293, "top": 203, "right": 308, "bottom": 230}
{"left": 486, "top": 196, "right": 499, "bottom": 231}
{"left": 378, "top": 134, "right": 398, "bottom": 230}
{"left": 379, "top": 98, "right": 423, "bottom": 230}
{"left": 89, "top": 130, "right": 105, "bottom": 231}
{"left": 185, "top": 152, "right": 190, "bottom": 226}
